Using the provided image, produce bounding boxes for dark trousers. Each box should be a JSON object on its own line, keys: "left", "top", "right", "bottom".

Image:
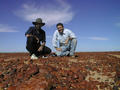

{"left": 26, "top": 37, "right": 51, "bottom": 56}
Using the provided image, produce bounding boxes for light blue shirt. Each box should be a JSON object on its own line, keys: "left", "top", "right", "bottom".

{"left": 52, "top": 28, "right": 76, "bottom": 48}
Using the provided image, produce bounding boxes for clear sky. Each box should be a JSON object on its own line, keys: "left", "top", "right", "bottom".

{"left": 0, "top": 0, "right": 120, "bottom": 52}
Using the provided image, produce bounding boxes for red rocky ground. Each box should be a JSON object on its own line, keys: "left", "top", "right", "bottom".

{"left": 0, "top": 52, "right": 120, "bottom": 90}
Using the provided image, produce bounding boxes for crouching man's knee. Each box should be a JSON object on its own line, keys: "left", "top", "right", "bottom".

{"left": 72, "top": 38, "right": 77, "bottom": 45}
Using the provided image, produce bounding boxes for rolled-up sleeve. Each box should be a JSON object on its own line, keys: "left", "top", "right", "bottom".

{"left": 68, "top": 30, "right": 76, "bottom": 38}
{"left": 52, "top": 31, "right": 58, "bottom": 48}
{"left": 25, "top": 27, "right": 33, "bottom": 36}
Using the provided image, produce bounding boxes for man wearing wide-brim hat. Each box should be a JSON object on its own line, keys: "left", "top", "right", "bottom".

{"left": 25, "top": 18, "right": 51, "bottom": 59}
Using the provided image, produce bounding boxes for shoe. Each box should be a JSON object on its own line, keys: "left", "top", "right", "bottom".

{"left": 31, "top": 54, "right": 38, "bottom": 60}
{"left": 50, "top": 53, "right": 57, "bottom": 57}
{"left": 71, "top": 55, "right": 78, "bottom": 58}
{"left": 42, "top": 56, "right": 48, "bottom": 58}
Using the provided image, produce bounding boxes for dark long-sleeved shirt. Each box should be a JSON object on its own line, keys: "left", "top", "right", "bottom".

{"left": 25, "top": 27, "right": 46, "bottom": 43}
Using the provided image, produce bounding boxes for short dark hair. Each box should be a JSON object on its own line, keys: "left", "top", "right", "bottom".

{"left": 56, "top": 23, "right": 64, "bottom": 27}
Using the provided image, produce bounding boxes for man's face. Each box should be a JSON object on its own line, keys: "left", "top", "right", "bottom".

{"left": 57, "top": 25, "right": 64, "bottom": 34}
{"left": 35, "top": 24, "right": 42, "bottom": 29}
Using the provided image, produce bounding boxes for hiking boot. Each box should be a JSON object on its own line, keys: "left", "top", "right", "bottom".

{"left": 42, "top": 55, "right": 48, "bottom": 58}
{"left": 49, "top": 53, "right": 57, "bottom": 57}
{"left": 31, "top": 54, "right": 38, "bottom": 60}
{"left": 71, "top": 55, "right": 78, "bottom": 58}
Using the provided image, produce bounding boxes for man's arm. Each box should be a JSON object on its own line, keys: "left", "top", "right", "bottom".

{"left": 52, "top": 31, "right": 58, "bottom": 48}
{"left": 25, "top": 27, "right": 40, "bottom": 42}
{"left": 52, "top": 31, "right": 62, "bottom": 51}
{"left": 26, "top": 34, "right": 39, "bottom": 43}
{"left": 26, "top": 34, "right": 33, "bottom": 37}
{"left": 38, "top": 31, "right": 46, "bottom": 51}
{"left": 65, "top": 30, "right": 76, "bottom": 45}
{"left": 38, "top": 42, "right": 46, "bottom": 51}
{"left": 25, "top": 27, "right": 33, "bottom": 36}
{"left": 68, "top": 30, "right": 76, "bottom": 39}
{"left": 65, "top": 36, "right": 73, "bottom": 45}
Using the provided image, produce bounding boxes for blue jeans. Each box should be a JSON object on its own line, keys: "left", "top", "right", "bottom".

{"left": 56, "top": 38, "right": 77, "bottom": 56}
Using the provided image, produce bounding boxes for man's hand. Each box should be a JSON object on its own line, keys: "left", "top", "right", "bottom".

{"left": 26, "top": 34, "right": 32, "bottom": 37}
{"left": 65, "top": 37, "right": 73, "bottom": 45}
{"left": 38, "top": 46, "right": 43, "bottom": 51}
{"left": 56, "top": 48, "right": 62, "bottom": 51}
{"left": 65, "top": 38, "right": 69, "bottom": 45}
{"left": 35, "top": 37, "right": 39, "bottom": 43}
{"left": 38, "top": 42, "right": 45, "bottom": 51}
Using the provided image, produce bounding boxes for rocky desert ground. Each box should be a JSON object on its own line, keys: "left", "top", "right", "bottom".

{"left": 0, "top": 52, "right": 120, "bottom": 90}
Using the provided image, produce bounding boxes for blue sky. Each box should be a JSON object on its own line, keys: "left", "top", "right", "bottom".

{"left": 0, "top": 0, "right": 120, "bottom": 52}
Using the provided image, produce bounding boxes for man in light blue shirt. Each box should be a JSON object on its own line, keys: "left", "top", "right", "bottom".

{"left": 52, "top": 23, "right": 77, "bottom": 57}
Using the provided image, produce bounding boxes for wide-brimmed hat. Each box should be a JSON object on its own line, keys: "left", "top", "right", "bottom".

{"left": 32, "top": 18, "right": 45, "bottom": 26}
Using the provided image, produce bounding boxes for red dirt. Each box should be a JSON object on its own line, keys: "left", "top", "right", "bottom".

{"left": 0, "top": 52, "right": 120, "bottom": 90}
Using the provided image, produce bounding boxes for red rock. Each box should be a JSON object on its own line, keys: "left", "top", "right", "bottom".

{"left": 8, "top": 86, "right": 16, "bottom": 90}
{"left": 89, "top": 77, "right": 95, "bottom": 81}
{"left": 0, "top": 83, "right": 4, "bottom": 88}
{"left": 16, "top": 72, "right": 23, "bottom": 80}
{"left": 16, "top": 75, "right": 52, "bottom": 90}
{"left": 0, "top": 52, "right": 120, "bottom": 89}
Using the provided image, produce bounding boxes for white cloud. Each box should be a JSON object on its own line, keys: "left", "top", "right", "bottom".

{"left": 88, "top": 37, "right": 108, "bottom": 40}
{"left": 0, "top": 24, "right": 19, "bottom": 32}
{"left": 78, "top": 36, "right": 108, "bottom": 40}
{"left": 115, "top": 23, "right": 120, "bottom": 27}
{"left": 15, "top": 0, "right": 74, "bottom": 27}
